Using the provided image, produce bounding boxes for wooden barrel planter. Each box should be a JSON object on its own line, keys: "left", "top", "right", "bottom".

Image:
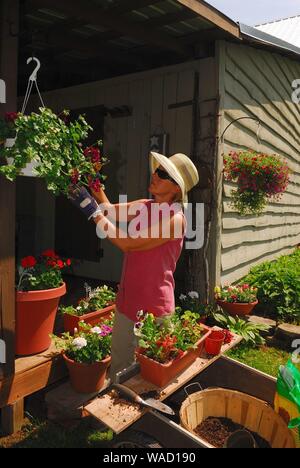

{"left": 180, "top": 388, "right": 296, "bottom": 449}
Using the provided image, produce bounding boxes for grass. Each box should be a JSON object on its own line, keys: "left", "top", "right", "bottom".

{"left": 227, "top": 345, "right": 291, "bottom": 378}
{"left": 0, "top": 418, "right": 114, "bottom": 449}
{"left": 0, "top": 390, "right": 114, "bottom": 449}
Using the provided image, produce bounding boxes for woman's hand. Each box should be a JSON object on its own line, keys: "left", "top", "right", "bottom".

{"left": 68, "top": 185, "right": 99, "bottom": 220}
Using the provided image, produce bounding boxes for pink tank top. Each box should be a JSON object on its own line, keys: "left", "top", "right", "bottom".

{"left": 116, "top": 200, "right": 186, "bottom": 322}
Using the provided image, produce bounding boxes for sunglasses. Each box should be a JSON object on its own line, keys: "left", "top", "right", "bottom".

{"left": 155, "top": 168, "right": 178, "bottom": 185}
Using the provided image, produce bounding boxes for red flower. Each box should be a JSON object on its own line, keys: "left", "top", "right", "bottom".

{"left": 56, "top": 260, "right": 64, "bottom": 269}
{"left": 223, "top": 330, "right": 233, "bottom": 344}
{"left": 88, "top": 178, "right": 101, "bottom": 193}
{"left": 5, "top": 112, "right": 18, "bottom": 123}
{"left": 70, "top": 169, "right": 79, "bottom": 185}
{"left": 42, "top": 249, "right": 57, "bottom": 258}
{"left": 84, "top": 146, "right": 101, "bottom": 163}
{"left": 66, "top": 259, "right": 71, "bottom": 266}
{"left": 21, "top": 256, "right": 37, "bottom": 269}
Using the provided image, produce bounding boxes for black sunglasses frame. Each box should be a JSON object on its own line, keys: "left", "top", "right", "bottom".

{"left": 155, "top": 168, "right": 178, "bottom": 185}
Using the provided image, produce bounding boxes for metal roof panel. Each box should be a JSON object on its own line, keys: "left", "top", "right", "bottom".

{"left": 256, "top": 16, "right": 300, "bottom": 49}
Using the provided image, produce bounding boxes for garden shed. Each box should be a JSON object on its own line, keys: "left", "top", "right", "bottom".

{"left": 0, "top": 0, "right": 300, "bottom": 434}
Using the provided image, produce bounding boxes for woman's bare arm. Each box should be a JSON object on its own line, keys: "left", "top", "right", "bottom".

{"left": 93, "top": 212, "right": 184, "bottom": 252}
{"left": 91, "top": 187, "right": 148, "bottom": 222}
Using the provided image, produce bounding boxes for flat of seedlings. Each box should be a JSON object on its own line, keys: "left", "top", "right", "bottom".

{"left": 85, "top": 332, "right": 242, "bottom": 434}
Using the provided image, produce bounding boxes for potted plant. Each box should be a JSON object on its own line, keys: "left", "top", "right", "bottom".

{"left": 16, "top": 249, "right": 71, "bottom": 355}
{"left": 214, "top": 284, "right": 258, "bottom": 317}
{"left": 134, "top": 311, "right": 211, "bottom": 388}
{"left": 0, "top": 107, "right": 109, "bottom": 192}
{"left": 223, "top": 150, "right": 290, "bottom": 216}
{"left": 177, "top": 291, "right": 213, "bottom": 324}
{"left": 52, "top": 320, "right": 113, "bottom": 393}
{"left": 61, "top": 284, "right": 116, "bottom": 334}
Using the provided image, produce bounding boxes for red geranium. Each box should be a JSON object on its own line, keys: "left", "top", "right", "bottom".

{"left": 42, "top": 249, "right": 58, "bottom": 258}
{"left": 5, "top": 112, "right": 18, "bottom": 123}
{"left": 17, "top": 250, "right": 72, "bottom": 291}
{"left": 21, "top": 256, "right": 37, "bottom": 269}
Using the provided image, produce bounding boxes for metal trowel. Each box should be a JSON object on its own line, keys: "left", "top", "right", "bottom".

{"left": 113, "top": 383, "right": 175, "bottom": 415}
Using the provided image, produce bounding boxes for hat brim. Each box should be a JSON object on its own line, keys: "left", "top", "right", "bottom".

{"left": 150, "top": 152, "right": 188, "bottom": 206}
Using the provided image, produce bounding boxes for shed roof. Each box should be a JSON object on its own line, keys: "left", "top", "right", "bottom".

{"left": 18, "top": 1, "right": 300, "bottom": 94}
{"left": 256, "top": 15, "right": 300, "bottom": 49}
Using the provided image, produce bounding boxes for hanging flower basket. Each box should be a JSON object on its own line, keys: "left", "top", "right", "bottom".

{"left": 223, "top": 150, "right": 290, "bottom": 216}
{"left": 0, "top": 108, "right": 109, "bottom": 194}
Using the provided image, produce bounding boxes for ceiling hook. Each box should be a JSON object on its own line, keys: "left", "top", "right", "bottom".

{"left": 27, "top": 57, "right": 41, "bottom": 82}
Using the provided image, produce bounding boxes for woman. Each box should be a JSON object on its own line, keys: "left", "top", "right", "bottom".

{"left": 69, "top": 152, "right": 199, "bottom": 381}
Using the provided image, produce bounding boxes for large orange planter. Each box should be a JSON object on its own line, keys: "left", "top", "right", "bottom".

{"left": 63, "top": 304, "right": 115, "bottom": 334}
{"left": 16, "top": 283, "right": 66, "bottom": 356}
{"left": 136, "top": 326, "right": 211, "bottom": 388}
{"left": 63, "top": 353, "right": 111, "bottom": 394}
{"left": 217, "top": 300, "right": 258, "bottom": 317}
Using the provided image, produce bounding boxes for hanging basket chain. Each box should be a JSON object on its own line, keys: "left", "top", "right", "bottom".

{"left": 21, "top": 57, "right": 45, "bottom": 114}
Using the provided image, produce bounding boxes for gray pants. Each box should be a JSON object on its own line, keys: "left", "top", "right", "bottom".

{"left": 109, "top": 309, "right": 137, "bottom": 382}
{"left": 109, "top": 309, "right": 174, "bottom": 382}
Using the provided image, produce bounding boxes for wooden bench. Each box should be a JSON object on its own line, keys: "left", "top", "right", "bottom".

{"left": 0, "top": 342, "right": 67, "bottom": 434}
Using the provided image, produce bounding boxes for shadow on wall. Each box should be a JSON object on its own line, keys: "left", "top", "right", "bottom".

{"left": 105, "top": 148, "right": 127, "bottom": 202}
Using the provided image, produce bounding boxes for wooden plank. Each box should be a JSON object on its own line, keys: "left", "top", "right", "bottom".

{"left": 162, "top": 72, "right": 178, "bottom": 155}
{"left": 221, "top": 246, "right": 297, "bottom": 284}
{"left": 176, "top": 0, "right": 241, "bottom": 38}
{"left": 0, "top": 351, "right": 67, "bottom": 408}
{"left": 0, "top": 0, "right": 19, "bottom": 378}
{"left": 222, "top": 223, "right": 300, "bottom": 249}
{"left": 223, "top": 200, "right": 300, "bottom": 215}
{"left": 85, "top": 332, "right": 242, "bottom": 434}
{"left": 174, "top": 69, "right": 194, "bottom": 155}
{"left": 1, "top": 399, "right": 24, "bottom": 435}
{"left": 222, "top": 234, "right": 300, "bottom": 271}
{"left": 223, "top": 212, "right": 300, "bottom": 230}
{"left": 225, "top": 45, "right": 300, "bottom": 146}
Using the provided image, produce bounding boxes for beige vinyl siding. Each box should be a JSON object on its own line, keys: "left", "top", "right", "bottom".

{"left": 26, "top": 60, "right": 200, "bottom": 282}
{"left": 221, "top": 42, "right": 300, "bottom": 284}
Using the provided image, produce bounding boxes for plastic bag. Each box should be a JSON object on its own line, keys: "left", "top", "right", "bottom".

{"left": 274, "top": 360, "right": 300, "bottom": 448}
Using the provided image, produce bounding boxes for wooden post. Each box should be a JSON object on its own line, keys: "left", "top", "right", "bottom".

{"left": 1, "top": 400, "right": 24, "bottom": 435}
{"left": 0, "top": 0, "right": 20, "bottom": 435}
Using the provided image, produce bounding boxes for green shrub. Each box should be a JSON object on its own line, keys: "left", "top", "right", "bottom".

{"left": 243, "top": 249, "right": 300, "bottom": 324}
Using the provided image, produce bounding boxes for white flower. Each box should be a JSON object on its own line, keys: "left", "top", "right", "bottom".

{"left": 91, "top": 326, "right": 102, "bottom": 335}
{"left": 72, "top": 337, "right": 87, "bottom": 350}
{"left": 179, "top": 294, "right": 187, "bottom": 301}
{"left": 136, "top": 310, "right": 144, "bottom": 319}
{"left": 188, "top": 291, "right": 199, "bottom": 299}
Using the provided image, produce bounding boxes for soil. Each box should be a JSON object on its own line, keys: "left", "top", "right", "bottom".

{"left": 107, "top": 389, "right": 141, "bottom": 411}
{"left": 195, "top": 417, "right": 271, "bottom": 449}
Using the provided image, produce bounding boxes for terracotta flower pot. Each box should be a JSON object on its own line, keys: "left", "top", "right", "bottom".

{"left": 63, "top": 353, "right": 111, "bottom": 394}
{"left": 217, "top": 300, "right": 258, "bottom": 317}
{"left": 63, "top": 304, "right": 115, "bottom": 334}
{"left": 205, "top": 330, "right": 225, "bottom": 356}
{"left": 16, "top": 283, "right": 66, "bottom": 356}
{"left": 136, "top": 326, "right": 211, "bottom": 388}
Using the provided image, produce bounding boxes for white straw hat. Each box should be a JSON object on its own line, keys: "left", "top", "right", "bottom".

{"left": 150, "top": 152, "right": 199, "bottom": 206}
